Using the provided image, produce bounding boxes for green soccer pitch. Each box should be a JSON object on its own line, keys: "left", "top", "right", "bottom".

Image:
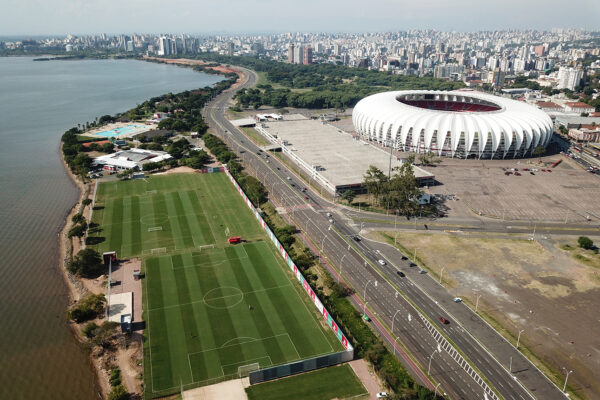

{"left": 89, "top": 173, "right": 343, "bottom": 397}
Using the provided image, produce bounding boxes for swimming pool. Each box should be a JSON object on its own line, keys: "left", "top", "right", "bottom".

{"left": 93, "top": 124, "right": 146, "bottom": 137}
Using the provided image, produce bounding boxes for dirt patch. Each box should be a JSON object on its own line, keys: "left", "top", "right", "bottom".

{"left": 369, "top": 230, "right": 600, "bottom": 399}
{"left": 182, "top": 378, "right": 248, "bottom": 400}
{"left": 155, "top": 166, "right": 196, "bottom": 175}
{"left": 348, "top": 359, "right": 383, "bottom": 399}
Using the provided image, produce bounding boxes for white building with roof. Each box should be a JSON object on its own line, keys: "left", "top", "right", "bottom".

{"left": 93, "top": 148, "right": 172, "bottom": 171}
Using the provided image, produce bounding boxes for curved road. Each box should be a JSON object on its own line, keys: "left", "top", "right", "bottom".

{"left": 202, "top": 65, "right": 569, "bottom": 400}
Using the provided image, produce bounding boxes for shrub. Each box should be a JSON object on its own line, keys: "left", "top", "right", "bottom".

{"left": 82, "top": 198, "right": 92, "bottom": 206}
{"left": 68, "top": 222, "right": 87, "bottom": 238}
{"left": 68, "top": 293, "right": 105, "bottom": 323}
{"left": 578, "top": 236, "right": 594, "bottom": 250}
{"left": 107, "top": 384, "right": 129, "bottom": 400}
{"left": 82, "top": 322, "right": 99, "bottom": 338}
{"left": 109, "top": 367, "right": 122, "bottom": 387}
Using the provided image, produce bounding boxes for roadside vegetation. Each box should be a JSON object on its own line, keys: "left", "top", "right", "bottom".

{"left": 206, "top": 136, "right": 438, "bottom": 399}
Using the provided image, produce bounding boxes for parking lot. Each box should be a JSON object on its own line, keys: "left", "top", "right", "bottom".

{"left": 426, "top": 156, "right": 600, "bottom": 222}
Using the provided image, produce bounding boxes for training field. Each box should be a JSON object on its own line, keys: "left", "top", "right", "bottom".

{"left": 90, "top": 173, "right": 343, "bottom": 397}
{"left": 90, "top": 173, "right": 264, "bottom": 257}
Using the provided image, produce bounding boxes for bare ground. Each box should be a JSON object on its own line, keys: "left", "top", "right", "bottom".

{"left": 368, "top": 230, "right": 600, "bottom": 399}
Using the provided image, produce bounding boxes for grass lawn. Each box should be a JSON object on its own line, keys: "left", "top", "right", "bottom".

{"left": 245, "top": 364, "right": 367, "bottom": 400}
{"left": 90, "top": 173, "right": 343, "bottom": 398}
{"left": 89, "top": 173, "right": 265, "bottom": 258}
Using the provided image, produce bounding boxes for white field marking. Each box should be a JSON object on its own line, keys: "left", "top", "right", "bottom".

{"left": 219, "top": 336, "right": 259, "bottom": 348}
{"left": 148, "top": 226, "right": 163, "bottom": 232}
{"left": 150, "top": 247, "right": 166, "bottom": 255}
{"left": 221, "top": 356, "right": 273, "bottom": 376}
{"left": 173, "top": 254, "right": 250, "bottom": 270}
{"left": 286, "top": 333, "right": 301, "bottom": 360}
{"left": 186, "top": 352, "right": 225, "bottom": 384}
{"left": 187, "top": 333, "right": 291, "bottom": 356}
{"left": 146, "top": 190, "right": 157, "bottom": 195}
{"left": 147, "top": 283, "right": 293, "bottom": 312}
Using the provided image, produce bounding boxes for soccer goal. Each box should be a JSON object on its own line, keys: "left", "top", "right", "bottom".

{"left": 197, "top": 244, "right": 215, "bottom": 251}
{"left": 146, "top": 190, "right": 157, "bottom": 195}
{"left": 238, "top": 362, "right": 260, "bottom": 378}
{"left": 225, "top": 227, "right": 230, "bottom": 237}
{"left": 148, "top": 226, "right": 163, "bottom": 232}
{"left": 151, "top": 247, "right": 167, "bottom": 255}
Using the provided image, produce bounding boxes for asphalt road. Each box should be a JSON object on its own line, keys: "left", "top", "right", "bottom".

{"left": 202, "top": 66, "right": 569, "bottom": 400}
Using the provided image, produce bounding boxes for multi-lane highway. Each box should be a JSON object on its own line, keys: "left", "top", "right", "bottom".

{"left": 202, "top": 65, "right": 570, "bottom": 399}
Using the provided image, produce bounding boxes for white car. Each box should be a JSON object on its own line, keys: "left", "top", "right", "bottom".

{"left": 454, "top": 297, "right": 462, "bottom": 303}
{"left": 378, "top": 259, "right": 386, "bottom": 266}
{"left": 376, "top": 392, "right": 388, "bottom": 398}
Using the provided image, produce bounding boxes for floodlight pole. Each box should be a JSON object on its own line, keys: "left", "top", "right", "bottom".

{"left": 106, "top": 257, "right": 112, "bottom": 319}
{"left": 388, "top": 139, "right": 394, "bottom": 179}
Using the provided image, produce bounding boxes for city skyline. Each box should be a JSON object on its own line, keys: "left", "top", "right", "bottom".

{"left": 2, "top": 0, "right": 600, "bottom": 36}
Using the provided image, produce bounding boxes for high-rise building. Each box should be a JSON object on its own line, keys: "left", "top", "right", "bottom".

{"left": 288, "top": 43, "right": 295, "bottom": 63}
{"left": 227, "top": 42, "right": 234, "bottom": 56}
{"left": 303, "top": 46, "right": 313, "bottom": 64}
{"left": 294, "top": 45, "right": 304, "bottom": 65}
{"left": 158, "top": 36, "right": 171, "bottom": 56}
{"left": 334, "top": 43, "right": 342, "bottom": 56}
{"left": 557, "top": 67, "right": 583, "bottom": 91}
{"left": 126, "top": 40, "right": 134, "bottom": 52}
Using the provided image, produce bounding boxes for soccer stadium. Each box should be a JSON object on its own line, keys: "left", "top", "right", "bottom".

{"left": 352, "top": 90, "right": 553, "bottom": 159}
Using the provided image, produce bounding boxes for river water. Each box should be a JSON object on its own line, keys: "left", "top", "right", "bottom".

{"left": 0, "top": 57, "right": 222, "bottom": 399}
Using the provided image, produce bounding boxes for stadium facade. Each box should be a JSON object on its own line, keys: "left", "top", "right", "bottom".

{"left": 352, "top": 90, "right": 553, "bottom": 159}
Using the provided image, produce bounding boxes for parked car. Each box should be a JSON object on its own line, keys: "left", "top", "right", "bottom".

{"left": 376, "top": 392, "right": 388, "bottom": 398}
{"left": 453, "top": 297, "right": 462, "bottom": 303}
{"left": 409, "top": 262, "right": 417, "bottom": 267}
{"left": 378, "top": 259, "right": 386, "bottom": 266}
{"left": 419, "top": 269, "right": 427, "bottom": 274}
{"left": 401, "top": 255, "right": 408, "bottom": 260}
{"left": 397, "top": 271, "right": 405, "bottom": 277}
{"left": 353, "top": 235, "right": 361, "bottom": 242}
{"left": 440, "top": 317, "right": 449, "bottom": 324}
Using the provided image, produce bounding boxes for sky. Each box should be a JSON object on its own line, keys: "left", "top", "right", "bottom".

{"left": 2, "top": 0, "right": 600, "bottom": 36}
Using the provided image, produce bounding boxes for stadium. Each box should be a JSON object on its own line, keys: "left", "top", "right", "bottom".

{"left": 352, "top": 90, "right": 553, "bottom": 159}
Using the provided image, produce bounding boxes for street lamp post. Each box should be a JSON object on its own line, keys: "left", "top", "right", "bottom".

{"left": 428, "top": 349, "right": 438, "bottom": 375}
{"left": 321, "top": 235, "right": 326, "bottom": 252}
{"left": 509, "top": 356, "right": 512, "bottom": 373}
{"left": 434, "top": 383, "right": 441, "bottom": 398}
{"left": 339, "top": 254, "right": 347, "bottom": 282}
{"left": 391, "top": 309, "right": 402, "bottom": 334}
{"left": 563, "top": 368, "right": 573, "bottom": 393}
{"left": 517, "top": 329, "right": 524, "bottom": 349}
{"left": 363, "top": 280, "right": 377, "bottom": 315}
{"left": 476, "top": 294, "right": 482, "bottom": 312}
{"left": 439, "top": 267, "right": 445, "bottom": 284}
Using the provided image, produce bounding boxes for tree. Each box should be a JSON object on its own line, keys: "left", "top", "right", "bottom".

{"left": 578, "top": 236, "right": 594, "bottom": 250}
{"left": 342, "top": 190, "right": 356, "bottom": 205}
{"left": 117, "top": 169, "right": 133, "bottom": 180}
{"left": 532, "top": 146, "right": 546, "bottom": 157}
{"left": 363, "top": 165, "right": 387, "bottom": 202}
{"left": 382, "top": 162, "right": 423, "bottom": 216}
{"left": 101, "top": 142, "right": 115, "bottom": 153}
{"left": 68, "top": 222, "right": 87, "bottom": 239}
{"left": 67, "top": 248, "right": 105, "bottom": 278}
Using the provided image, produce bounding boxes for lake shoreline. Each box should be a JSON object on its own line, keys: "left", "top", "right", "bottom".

{"left": 56, "top": 59, "right": 238, "bottom": 398}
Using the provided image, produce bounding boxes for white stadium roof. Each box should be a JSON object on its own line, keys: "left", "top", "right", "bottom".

{"left": 352, "top": 90, "right": 553, "bottom": 159}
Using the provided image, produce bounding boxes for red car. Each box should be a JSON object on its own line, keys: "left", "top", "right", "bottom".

{"left": 440, "top": 317, "right": 449, "bottom": 324}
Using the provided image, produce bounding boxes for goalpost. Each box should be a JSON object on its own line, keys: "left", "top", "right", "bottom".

{"left": 225, "top": 227, "right": 230, "bottom": 237}
{"left": 238, "top": 362, "right": 260, "bottom": 378}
